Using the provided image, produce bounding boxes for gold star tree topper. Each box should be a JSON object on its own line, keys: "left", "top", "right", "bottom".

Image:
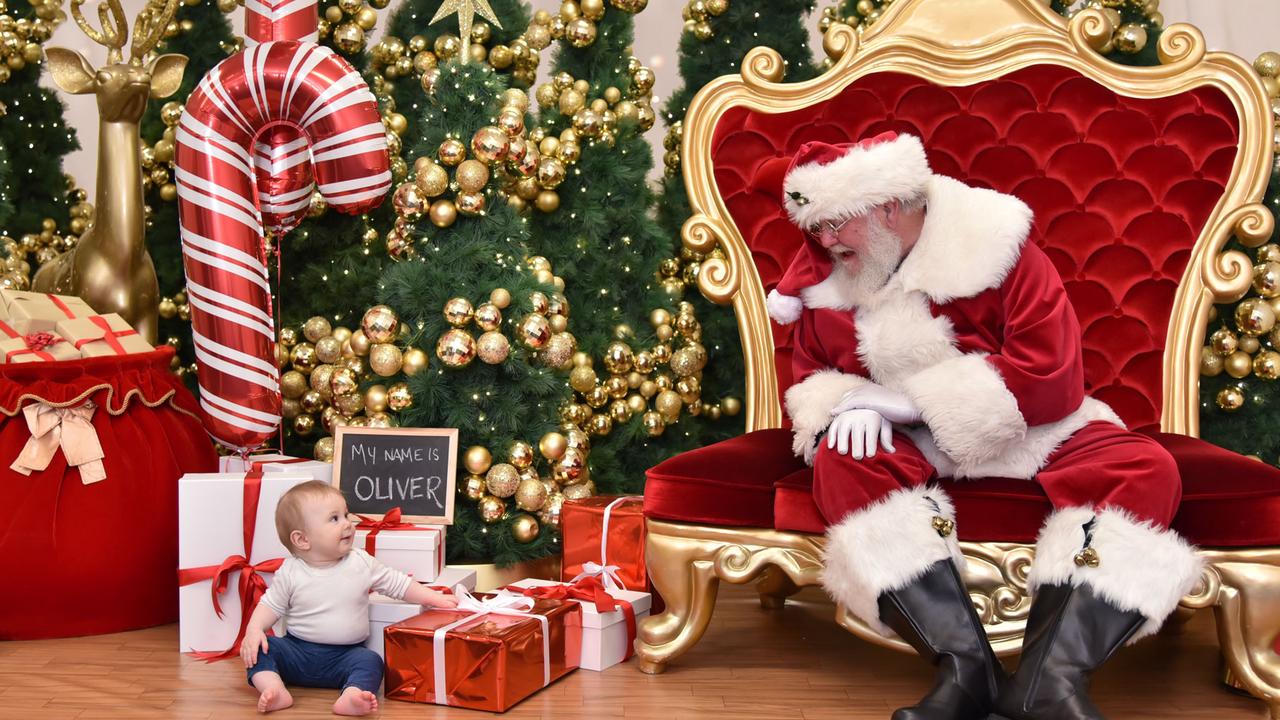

{"left": 430, "top": 0, "right": 503, "bottom": 60}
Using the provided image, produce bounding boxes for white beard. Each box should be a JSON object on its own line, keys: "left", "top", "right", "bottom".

{"left": 828, "top": 217, "right": 904, "bottom": 307}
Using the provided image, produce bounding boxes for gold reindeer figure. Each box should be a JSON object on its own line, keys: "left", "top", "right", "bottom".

{"left": 36, "top": 0, "right": 187, "bottom": 345}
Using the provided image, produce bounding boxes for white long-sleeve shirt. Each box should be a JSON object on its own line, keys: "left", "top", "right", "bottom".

{"left": 261, "top": 549, "right": 412, "bottom": 645}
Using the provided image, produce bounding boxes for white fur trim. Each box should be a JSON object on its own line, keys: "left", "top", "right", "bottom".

{"left": 902, "top": 353, "right": 1028, "bottom": 469}
{"left": 954, "top": 398, "right": 1123, "bottom": 479}
{"left": 855, "top": 291, "right": 960, "bottom": 386}
{"left": 784, "top": 369, "right": 869, "bottom": 464}
{"left": 784, "top": 134, "right": 930, "bottom": 229}
{"left": 802, "top": 263, "right": 862, "bottom": 313}
{"left": 898, "top": 176, "right": 1032, "bottom": 304}
{"left": 766, "top": 289, "right": 804, "bottom": 325}
{"left": 1029, "top": 507, "right": 1202, "bottom": 642}
{"left": 821, "top": 485, "right": 964, "bottom": 636}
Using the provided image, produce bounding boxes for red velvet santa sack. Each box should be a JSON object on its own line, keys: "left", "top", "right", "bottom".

{"left": 0, "top": 347, "right": 217, "bottom": 639}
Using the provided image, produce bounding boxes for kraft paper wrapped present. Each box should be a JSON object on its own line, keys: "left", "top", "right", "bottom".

{"left": 355, "top": 508, "right": 445, "bottom": 582}
{"left": 506, "top": 576, "right": 651, "bottom": 671}
{"left": 0, "top": 332, "right": 79, "bottom": 363}
{"left": 365, "top": 567, "right": 478, "bottom": 660}
{"left": 55, "top": 313, "right": 152, "bottom": 357}
{"left": 219, "top": 452, "right": 333, "bottom": 484}
{"left": 176, "top": 470, "right": 312, "bottom": 658}
{"left": 0, "top": 291, "right": 94, "bottom": 332}
{"left": 384, "top": 588, "right": 581, "bottom": 711}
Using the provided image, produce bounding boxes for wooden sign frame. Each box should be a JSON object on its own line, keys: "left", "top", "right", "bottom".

{"left": 331, "top": 426, "right": 458, "bottom": 524}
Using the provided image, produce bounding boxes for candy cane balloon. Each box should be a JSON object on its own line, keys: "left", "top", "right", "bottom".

{"left": 176, "top": 36, "right": 390, "bottom": 450}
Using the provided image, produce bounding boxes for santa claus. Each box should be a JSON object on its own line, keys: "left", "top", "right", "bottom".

{"left": 771, "top": 132, "right": 1201, "bottom": 720}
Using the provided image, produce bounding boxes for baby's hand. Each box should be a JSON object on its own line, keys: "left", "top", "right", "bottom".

{"left": 240, "top": 627, "right": 269, "bottom": 668}
{"left": 423, "top": 588, "right": 459, "bottom": 608}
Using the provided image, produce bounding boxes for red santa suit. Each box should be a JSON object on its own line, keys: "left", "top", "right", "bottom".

{"left": 772, "top": 135, "right": 1201, "bottom": 644}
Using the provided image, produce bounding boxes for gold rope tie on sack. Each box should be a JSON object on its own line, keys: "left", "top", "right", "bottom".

{"left": 931, "top": 516, "right": 954, "bottom": 537}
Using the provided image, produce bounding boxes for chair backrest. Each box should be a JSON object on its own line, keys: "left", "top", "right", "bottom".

{"left": 680, "top": 0, "right": 1272, "bottom": 437}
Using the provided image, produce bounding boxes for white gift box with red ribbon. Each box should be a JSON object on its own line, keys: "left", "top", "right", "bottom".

{"left": 219, "top": 452, "right": 333, "bottom": 484}
{"left": 507, "top": 575, "right": 651, "bottom": 671}
{"left": 365, "top": 567, "right": 478, "bottom": 660}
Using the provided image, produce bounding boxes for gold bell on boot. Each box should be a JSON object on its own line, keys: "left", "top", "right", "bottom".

{"left": 1073, "top": 547, "right": 1100, "bottom": 567}
{"left": 931, "top": 516, "right": 955, "bottom": 537}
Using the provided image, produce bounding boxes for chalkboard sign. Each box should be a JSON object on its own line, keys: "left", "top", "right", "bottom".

{"left": 331, "top": 426, "right": 458, "bottom": 524}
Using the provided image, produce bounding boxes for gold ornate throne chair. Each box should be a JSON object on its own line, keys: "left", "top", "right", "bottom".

{"left": 636, "top": 0, "right": 1280, "bottom": 715}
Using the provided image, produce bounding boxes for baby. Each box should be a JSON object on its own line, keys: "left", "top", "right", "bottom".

{"left": 240, "top": 480, "right": 458, "bottom": 715}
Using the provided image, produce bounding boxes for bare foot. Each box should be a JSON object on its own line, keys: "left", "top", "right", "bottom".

{"left": 257, "top": 685, "right": 294, "bottom": 713}
{"left": 333, "top": 686, "right": 378, "bottom": 716}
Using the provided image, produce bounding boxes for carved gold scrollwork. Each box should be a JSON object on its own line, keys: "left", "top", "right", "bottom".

{"left": 1068, "top": 8, "right": 1115, "bottom": 55}
{"left": 1157, "top": 23, "right": 1208, "bottom": 69}
{"left": 1202, "top": 204, "right": 1274, "bottom": 301}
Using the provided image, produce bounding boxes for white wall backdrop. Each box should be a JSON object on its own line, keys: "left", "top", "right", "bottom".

{"left": 46, "top": 0, "right": 1280, "bottom": 197}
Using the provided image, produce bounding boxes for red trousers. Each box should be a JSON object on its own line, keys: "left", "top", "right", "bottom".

{"left": 812, "top": 421, "right": 1181, "bottom": 528}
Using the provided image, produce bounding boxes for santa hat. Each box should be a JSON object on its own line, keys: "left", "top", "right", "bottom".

{"left": 767, "top": 132, "right": 931, "bottom": 325}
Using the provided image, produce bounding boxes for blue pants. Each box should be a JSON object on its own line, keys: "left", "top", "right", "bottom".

{"left": 246, "top": 634, "right": 382, "bottom": 693}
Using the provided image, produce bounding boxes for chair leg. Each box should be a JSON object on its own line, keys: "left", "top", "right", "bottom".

{"left": 635, "top": 526, "right": 724, "bottom": 674}
{"left": 1204, "top": 556, "right": 1280, "bottom": 718}
{"left": 755, "top": 565, "right": 801, "bottom": 609}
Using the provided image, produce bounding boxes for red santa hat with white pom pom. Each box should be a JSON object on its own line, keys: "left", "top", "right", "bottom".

{"left": 766, "top": 131, "right": 932, "bottom": 325}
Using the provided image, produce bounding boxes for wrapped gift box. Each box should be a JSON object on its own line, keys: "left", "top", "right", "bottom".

{"left": 55, "top": 313, "right": 152, "bottom": 357}
{"left": 561, "top": 496, "right": 647, "bottom": 593}
{"left": 384, "top": 590, "right": 582, "bottom": 711}
{"left": 355, "top": 514, "right": 445, "bottom": 582}
{"left": 506, "top": 577, "right": 651, "bottom": 671}
{"left": 177, "top": 471, "right": 312, "bottom": 655}
{"left": 365, "top": 567, "right": 478, "bottom": 660}
{"left": 219, "top": 452, "right": 333, "bottom": 484}
{"left": 0, "top": 332, "right": 79, "bottom": 363}
{"left": 1, "top": 291, "right": 94, "bottom": 332}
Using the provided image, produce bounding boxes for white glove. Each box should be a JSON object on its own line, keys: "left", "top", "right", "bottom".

{"left": 830, "top": 384, "right": 923, "bottom": 426}
{"left": 826, "top": 409, "right": 895, "bottom": 460}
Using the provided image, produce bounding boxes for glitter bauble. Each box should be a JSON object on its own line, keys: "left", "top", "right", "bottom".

{"left": 476, "top": 331, "right": 510, "bottom": 364}
{"left": 303, "top": 315, "right": 333, "bottom": 343}
{"left": 369, "top": 343, "right": 403, "bottom": 377}
{"left": 515, "top": 476, "right": 548, "bottom": 511}
{"left": 485, "top": 463, "right": 521, "bottom": 498}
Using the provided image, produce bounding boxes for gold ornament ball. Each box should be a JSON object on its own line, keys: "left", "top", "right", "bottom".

{"left": 387, "top": 382, "right": 413, "bottom": 411}
{"left": 455, "top": 159, "right": 490, "bottom": 193}
{"left": 509, "top": 440, "right": 535, "bottom": 469}
{"left": 588, "top": 413, "right": 613, "bottom": 436}
{"left": 502, "top": 88, "right": 529, "bottom": 111}
{"left": 656, "top": 389, "right": 682, "bottom": 421}
{"left": 290, "top": 342, "right": 319, "bottom": 373}
{"left": 313, "top": 436, "right": 335, "bottom": 463}
{"left": 569, "top": 365, "right": 597, "bottom": 393}
{"left": 361, "top": 305, "right": 399, "bottom": 344}
{"left": 511, "top": 514, "right": 540, "bottom": 542}
{"left": 1256, "top": 351, "right": 1280, "bottom": 380}
{"left": 311, "top": 365, "right": 336, "bottom": 395}
{"left": 364, "top": 384, "right": 389, "bottom": 413}
{"left": 1217, "top": 386, "right": 1245, "bottom": 412}
{"left": 539, "top": 431, "right": 567, "bottom": 461}
{"left": 281, "top": 370, "right": 308, "bottom": 399}
{"left": 369, "top": 343, "right": 403, "bottom": 376}
{"left": 670, "top": 347, "right": 701, "bottom": 377}
{"left": 443, "top": 297, "right": 474, "bottom": 327}
{"left": 722, "top": 396, "right": 742, "bottom": 416}
{"left": 605, "top": 375, "right": 628, "bottom": 399}
{"left": 1254, "top": 262, "right": 1280, "bottom": 298}
{"left": 456, "top": 192, "right": 486, "bottom": 216}
{"left": 1241, "top": 335, "right": 1262, "bottom": 354}
{"left": 490, "top": 287, "right": 512, "bottom": 309}
{"left": 1236, "top": 298, "right": 1277, "bottom": 336}
{"left": 642, "top": 410, "right": 665, "bottom": 436}
{"left": 585, "top": 385, "right": 609, "bottom": 408}
{"left": 1260, "top": 244, "right": 1280, "bottom": 264}
{"left": 438, "top": 138, "right": 467, "bottom": 165}
{"left": 535, "top": 190, "right": 560, "bottom": 213}
{"left": 520, "top": 314, "right": 552, "bottom": 349}
{"left": 402, "top": 347, "right": 429, "bottom": 376}
{"left": 626, "top": 394, "right": 647, "bottom": 414}
{"left": 464, "top": 445, "right": 493, "bottom": 475}
{"left": 539, "top": 332, "right": 576, "bottom": 368}
{"left": 609, "top": 399, "right": 630, "bottom": 423}
{"left": 330, "top": 366, "right": 360, "bottom": 396}
{"left": 553, "top": 447, "right": 587, "bottom": 484}
{"left": 429, "top": 199, "right": 458, "bottom": 227}
{"left": 1226, "top": 350, "right": 1254, "bottom": 379}
{"left": 315, "top": 336, "right": 343, "bottom": 364}
{"left": 160, "top": 100, "right": 184, "bottom": 126}
{"left": 476, "top": 331, "right": 511, "bottom": 364}
{"left": 159, "top": 298, "right": 178, "bottom": 319}
{"left": 538, "top": 493, "right": 565, "bottom": 526}
{"left": 416, "top": 161, "right": 450, "bottom": 197}
{"left": 563, "top": 481, "right": 595, "bottom": 501}
{"left": 602, "top": 341, "right": 633, "bottom": 374}
{"left": 347, "top": 329, "right": 371, "bottom": 357}
{"left": 472, "top": 126, "right": 510, "bottom": 163}
{"left": 1210, "top": 327, "right": 1239, "bottom": 356}
{"left": 463, "top": 474, "right": 486, "bottom": 501}
{"left": 566, "top": 17, "right": 596, "bottom": 47}
{"left": 485, "top": 463, "right": 521, "bottom": 498}
{"left": 515, "top": 476, "right": 548, "bottom": 511}
{"left": 283, "top": 396, "right": 302, "bottom": 420}
{"left": 300, "top": 390, "right": 325, "bottom": 414}
{"left": 436, "top": 329, "right": 478, "bottom": 368}
{"left": 1255, "top": 51, "right": 1280, "bottom": 78}
{"left": 1200, "top": 346, "right": 1225, "bottom": 377}
{"left": 537, "top": 157, "right": 566, "bottom": 189}
{"left": 474, "top": 302, "right": 502, "bottom": 331}
{"left": 332, "top": 22, "right": 366, "bottom": 54}
{"left": 344, "top": 356, "right": 367, "bottom": 375}
{"left": 293, "top": 414, "right": 317, "bottom": 436}
{"left": 478, "top": 495, "right": 507, "bottom": 523}
{"left": 392, "top": 182, "right": 425, "bottom": 219}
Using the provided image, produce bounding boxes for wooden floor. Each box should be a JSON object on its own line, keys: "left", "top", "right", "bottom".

{"left": 0, "top": 584, "right": 1268, "bottom": 719}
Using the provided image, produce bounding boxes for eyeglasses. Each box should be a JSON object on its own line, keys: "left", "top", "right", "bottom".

{"left": 804, "top": 215, "right": 855, "bottom": 240}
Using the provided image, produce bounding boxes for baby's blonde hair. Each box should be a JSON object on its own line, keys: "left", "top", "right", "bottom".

{"left": 275, "top": 480, "right": 346, "bottom": 553}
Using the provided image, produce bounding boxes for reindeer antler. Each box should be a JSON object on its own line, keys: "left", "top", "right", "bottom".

{"left": 131, "top": 0, "right": 180, "bottom": 64}
{"left": 69, "top": 0, "right": 127, "bottom": 64}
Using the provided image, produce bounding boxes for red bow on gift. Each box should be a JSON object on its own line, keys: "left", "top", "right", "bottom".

{"left": 23, "top": 332, "right": 59, "bottom": 350}
{"left": 506, "top": 576, "right": 638, "bottom": 661}
{"left": 355, "top": 507, "right": 426, "bottom": 556}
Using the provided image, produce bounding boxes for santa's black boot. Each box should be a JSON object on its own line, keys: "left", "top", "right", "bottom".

{"left": 877, "top": 559, "right": 1004, "bottom": 720}
{"left": 989, "top": 583, "right": 1144, "bottom": 720}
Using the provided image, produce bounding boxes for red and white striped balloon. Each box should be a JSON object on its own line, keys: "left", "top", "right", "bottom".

{"left": 176, "top": 37, "right": 390, "bottom": 451}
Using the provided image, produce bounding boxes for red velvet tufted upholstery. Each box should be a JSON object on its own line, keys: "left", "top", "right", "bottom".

{"left": 713, "top": 65, "right": 1239, "bottom": 432}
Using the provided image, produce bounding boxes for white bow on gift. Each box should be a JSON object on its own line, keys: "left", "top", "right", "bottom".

{"left": 10, "top": 402, "right": 106, "bottom": 484}
{"left": 570, "top": 561, "right": 625, "bottom": 593}
{"left": 432, "top": 585, "right": 550, "bottom": 705}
